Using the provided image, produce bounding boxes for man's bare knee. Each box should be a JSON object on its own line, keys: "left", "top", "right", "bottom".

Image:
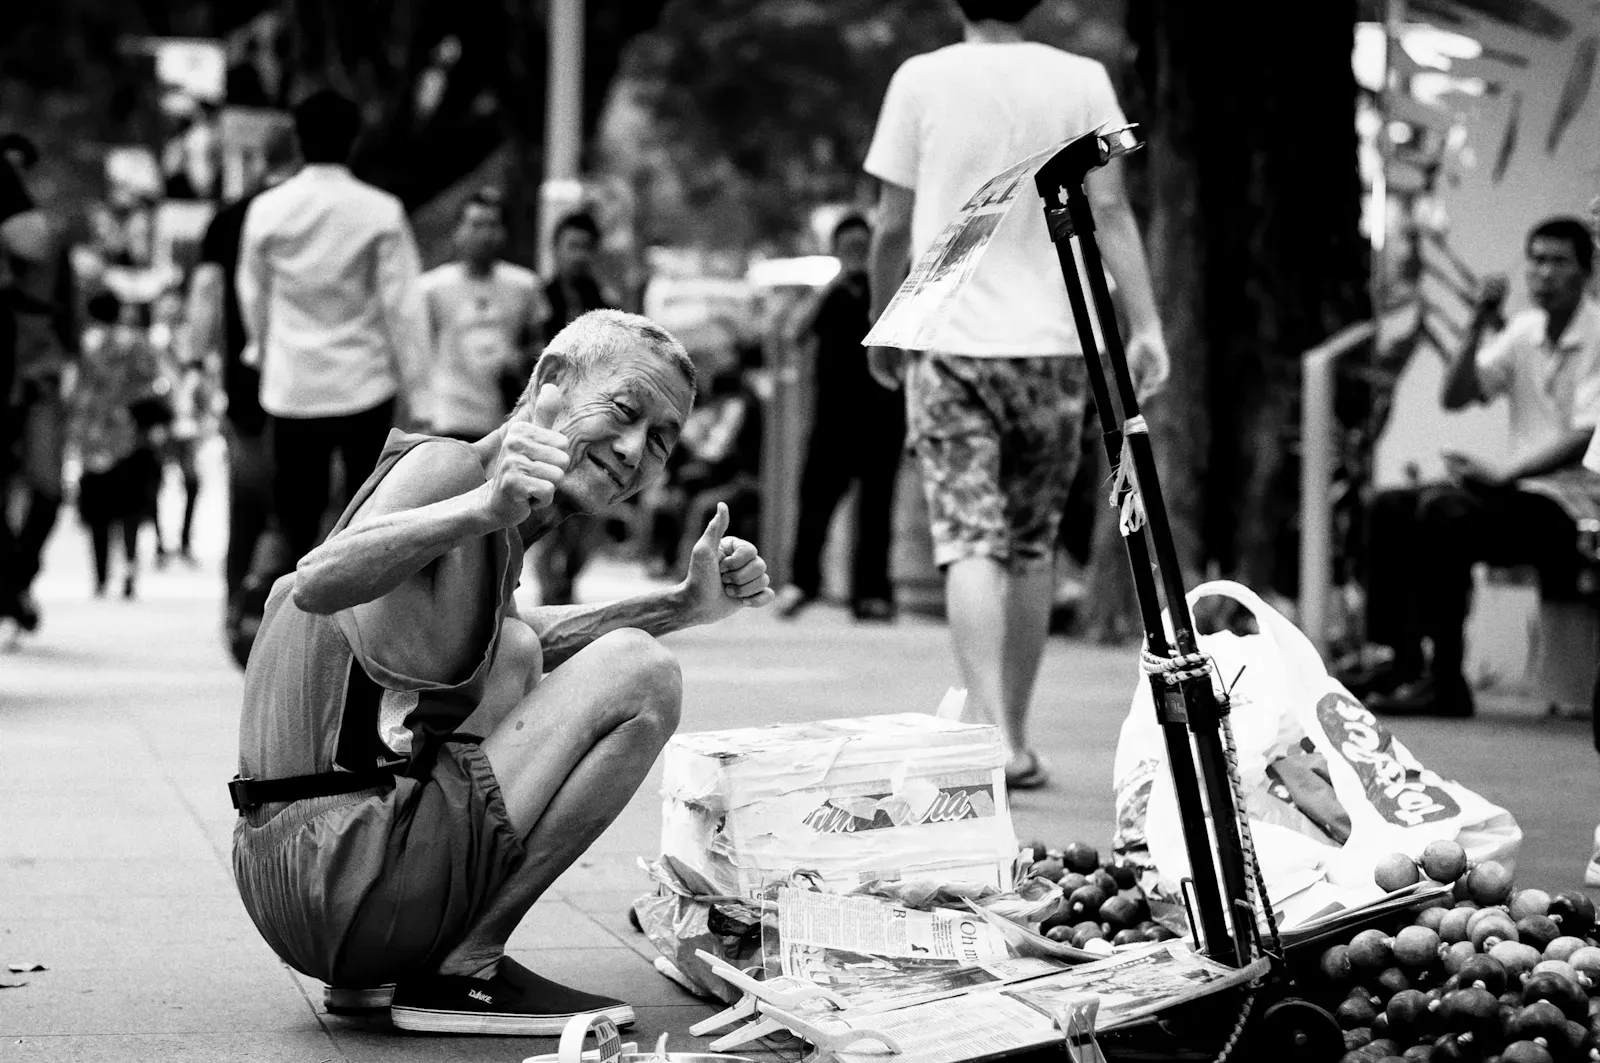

{"left": 595, "top": 627, "right": 682, "bottom": 734}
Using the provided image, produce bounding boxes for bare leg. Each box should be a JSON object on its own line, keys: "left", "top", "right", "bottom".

{"left": 436, "top": 627, "right": 682, "bottom": 977}
{"left": 945, "top": 555, "right": 1055, "bottom": 759}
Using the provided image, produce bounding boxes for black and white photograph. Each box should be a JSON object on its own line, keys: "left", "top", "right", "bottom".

{"left": 4, "top": 1, "right": 1600, "bottom": 1061}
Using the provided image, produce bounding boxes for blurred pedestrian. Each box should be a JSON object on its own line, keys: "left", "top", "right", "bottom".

{"left": 237, "top": 89, "right": 429, "bottom": 565}
{"left": 1361, "top": 218, "right": 1600, "bottom": 721}
{"left": 648, "top": 326, "right": 763, "bottom": 574}
{"left": 421, "top": 188, "right": 549, "bottom": 442}
{"left": 862, "top": 0, "right": 1168, "bottom": 789}
{"left": 0, "top": 133, "right": 78, "bottom": 632}
{"left": 774, "top": 214, "right": 905, "bottom": 622}
{"left": 70, "top": 293, "right": 167, "bottom": 600}
{"left": 535, "top": 211, "right": 618, "bottom": 605}
{"left": 190, "top": 123, "right": 297, "bottom": 658}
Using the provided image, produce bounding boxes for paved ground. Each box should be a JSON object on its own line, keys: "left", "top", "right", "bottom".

{"left": 4, "top": 458, "right": 1598, "bottom": 1062}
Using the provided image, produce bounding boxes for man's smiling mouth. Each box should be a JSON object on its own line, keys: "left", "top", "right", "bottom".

{"left": 589, "top": 454, "right": 626, "bottom": 489}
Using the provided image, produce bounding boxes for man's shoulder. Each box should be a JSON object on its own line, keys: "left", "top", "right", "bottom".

{"left": 1501, "top": 308, "right": 1548, "bottom": 349}
{"left": 421, "top": 261, "right": 463, "bottom": 291}
{"left": 374, "top": 436, "right": 489, "bottom": 506}
{"left": 338, "top": 174, "right": 407, "bottom": 222}
{"left": 912, "top": 40, "right": 1100, "bottom": 76}
{"left": 494, "top": 261, "right": 540, "bottom": 289}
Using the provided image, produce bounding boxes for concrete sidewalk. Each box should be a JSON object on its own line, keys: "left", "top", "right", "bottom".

{"left": 4, "top": 466, "right": 1598, "bottom": 1062}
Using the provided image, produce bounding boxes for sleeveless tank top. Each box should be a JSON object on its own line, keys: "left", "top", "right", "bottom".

{"left": 235, "top": 430, "right": 521, "bottom": 788}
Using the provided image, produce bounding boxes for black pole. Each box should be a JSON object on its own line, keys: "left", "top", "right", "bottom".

{"left": 1033, "top": 127, "right": 1252, "bottom": 966}
{"left": 1046, "top": 235, "right": 1234, "bottom": 964}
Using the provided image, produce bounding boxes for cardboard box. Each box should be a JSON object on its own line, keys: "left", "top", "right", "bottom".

{"left": 660, "top": 713, "right": 1016, "bottom": 897}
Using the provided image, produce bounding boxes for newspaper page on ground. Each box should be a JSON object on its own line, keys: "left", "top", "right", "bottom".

{"left": 1000, "top": 942, "right": 1265, "bottom": 1033}
{"left": 812, "top": 943, "right": 1261, "bottom": 1063}
{"left": 862, "top": 139, "right": 1068, "bottom": 353}
{"left": 818, "top": 994, "right": 1062, "bottom": 1063}
{"left": 775, "top": 889, "right": 1064, "bottom": 1012}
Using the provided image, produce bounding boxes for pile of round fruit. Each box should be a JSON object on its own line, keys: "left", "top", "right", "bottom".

{"left": 1325, "top": 839, "right": 1599, "bottom": 1063}
{"left": 1024, "top": 840, "right": 1179, "bottom": 951}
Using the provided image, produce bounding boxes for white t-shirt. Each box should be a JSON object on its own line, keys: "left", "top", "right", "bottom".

{"left": 238, "top": 165, "right": 431, "bottom": 418}
{"left": 1475, "top": 296, "right": 1600, "bottom": 466}
{"left": 420, "top": 260, "right": 549, "bottom": 437}
{"left": 864, "top": 42, "right": 1126, "bottom": 356}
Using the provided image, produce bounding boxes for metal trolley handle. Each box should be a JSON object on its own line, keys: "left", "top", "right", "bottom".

{"left": 1031, "top": 125, "right": 1255, "bottom": 968}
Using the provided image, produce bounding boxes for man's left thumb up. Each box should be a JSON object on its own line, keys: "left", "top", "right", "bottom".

{"left": 698, "top": 501, "right": 730, "bottom": 552}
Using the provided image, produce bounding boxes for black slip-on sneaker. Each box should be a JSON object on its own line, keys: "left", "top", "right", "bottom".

{"left": 390, "top": 957, "right": 634, "bottom": 1036}
{"left": 323, "top": 984, "right": 395, "bottom": 1013}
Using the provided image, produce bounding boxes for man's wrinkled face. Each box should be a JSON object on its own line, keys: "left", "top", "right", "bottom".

{"left": 1526, "top": 235, "right": 1587, "bottom": 311}
{"left": 543, "top": 346, "right": 694, "bottom": 512}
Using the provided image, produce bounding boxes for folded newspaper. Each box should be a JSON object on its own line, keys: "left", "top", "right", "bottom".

{"left": 756, "top": 889, "right": 1263, "bottom": 1063}
{"left": 787, "top": 942, "right": 1264, "bottom": 1063}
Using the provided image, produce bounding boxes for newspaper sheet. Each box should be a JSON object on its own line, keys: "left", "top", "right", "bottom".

{"left": 780, "top": 889, "right": 1012, "bottom": 962}
{"left": 862, "top": 140, "right": 1069, "bottom": 352}
{"left": 1000, "top": 942, "right": 1265, "bottom": 1033}
{"left": 820, "top": 993, "right": 1061, "bottom": 1063}
{"left": 813, "top": 944, "right": 1260, "bottom": 1063}
{"left": 776, "top": 888, "right": 1062, "bottom": 1012}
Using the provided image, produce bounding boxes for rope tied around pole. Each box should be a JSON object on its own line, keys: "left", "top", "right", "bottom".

{"left": 1107, "top": 416, "right": 1150, "bottom": 536}
{"left": 1139, "top": 647, "right": 1211, "bottom": 685}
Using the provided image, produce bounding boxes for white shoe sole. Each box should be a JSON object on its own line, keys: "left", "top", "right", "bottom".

{"left": 324, "top": 984, "right": 395, "bottom": 1012}
{"left": 390, "top": 1003, "right": 635, "bottom": 1036}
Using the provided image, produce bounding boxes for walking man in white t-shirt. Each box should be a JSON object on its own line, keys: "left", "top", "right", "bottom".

{"left": 421, "top": 189, "right": 550, "bottom": 442}
{"left": 864, "top": 0, "right": 1168, "bottom": 789}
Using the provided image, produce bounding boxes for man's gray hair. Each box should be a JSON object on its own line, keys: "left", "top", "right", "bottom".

{"left": 515, "top": 308, "right": 697, "bottom": 412}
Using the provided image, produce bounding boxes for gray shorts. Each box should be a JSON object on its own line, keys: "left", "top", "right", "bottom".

{"left": 232, "top": 740, "right": 524, "bottom": 986}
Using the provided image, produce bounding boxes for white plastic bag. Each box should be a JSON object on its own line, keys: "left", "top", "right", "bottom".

{"left": 1114, "top": 580, "right": 1521, "bottom": 929}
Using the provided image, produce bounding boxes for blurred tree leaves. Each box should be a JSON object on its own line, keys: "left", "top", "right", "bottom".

{"left": 614, "top": 0, "right": 1130, "bottom": 249}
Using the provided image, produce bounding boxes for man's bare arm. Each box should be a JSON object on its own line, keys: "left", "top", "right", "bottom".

{"left": 1504, "top": 426, "right": 1592, "bottom": 481}
{"left": 187, "top": 263, "right": 223, "bottom": 361}
{"left": 1085, "top": 158, "right": 1160, "bottom": 336}
{"left": 1440, "top": 322, "right": 1493, "bottom": 410}
{"left": 292, "top": 445, "right": 499, "bottom": 616}
{"left": 868, "top": 181, "right": 914, "bottom": 323}
{"left": 524, "top": 590, "right": 691, "bottom": 670}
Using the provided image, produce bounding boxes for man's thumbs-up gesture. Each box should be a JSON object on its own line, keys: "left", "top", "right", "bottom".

{"left": 482, "top": 383, "right": 571, "bottom": 528}
{"left": 679, "top": 501, "right": 775, "bottom": 626}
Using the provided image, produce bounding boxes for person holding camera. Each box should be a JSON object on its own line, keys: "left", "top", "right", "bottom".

{"left": 1358, "top": 217, "right": 1600, "bottom": 719}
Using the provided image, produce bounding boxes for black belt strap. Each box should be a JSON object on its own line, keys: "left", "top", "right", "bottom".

{"left": 228, "top": 766, "right": 402, "bottom": 811}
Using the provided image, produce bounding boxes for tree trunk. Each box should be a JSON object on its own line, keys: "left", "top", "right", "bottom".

{"left": 1116, "top": 0, "right": 1368, "bottom": 600}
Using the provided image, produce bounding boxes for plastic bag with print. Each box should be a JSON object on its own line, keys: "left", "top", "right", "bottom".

{"left": 1114, "top": 580, "right": 1520, "bottom": 931}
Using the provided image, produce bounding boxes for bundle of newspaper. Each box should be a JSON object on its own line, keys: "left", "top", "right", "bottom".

{"left": 659, "top": 714, "right": 1017, "bottom": 898}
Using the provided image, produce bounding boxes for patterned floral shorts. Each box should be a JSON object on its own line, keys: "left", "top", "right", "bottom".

{"left": 906, "top": 353, "right": 1090, "bottom": 570}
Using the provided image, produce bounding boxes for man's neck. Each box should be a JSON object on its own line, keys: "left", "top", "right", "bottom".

{"left": 964, "top": 19, "right": 1026, "bottom": 44}
{"left": 1545, "top": 296, "right": 1582, "bottom": 346}
{"left": 463, "top": 257, "right": 496, "bottom": 279}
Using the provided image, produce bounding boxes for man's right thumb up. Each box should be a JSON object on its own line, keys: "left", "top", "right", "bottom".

{"left": 531, "top": 383, "right": 563, "bottom": 430}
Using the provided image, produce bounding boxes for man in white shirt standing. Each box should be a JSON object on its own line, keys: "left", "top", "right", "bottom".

{"left": 421, "top": 189, "right": 549, "bottom": 442}
{"left": 864, "top": 0, "right": 1168, "bottom": 790}
{"left": 238, "top": 89, "right": 431, "bottom": 563}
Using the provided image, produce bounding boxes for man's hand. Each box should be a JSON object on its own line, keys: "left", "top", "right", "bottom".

{"left": 1471, "top": 274, "right": 1509, "bottom": 330}
{"left": 867, "top": 346, "right": 907, "bottom": 391}
{"left": 480, "top": 384, "right": 569, "bottom": 528}
{"left": 679, "top": 501, "right": 774, "bottom": 625}
{"left": 1126, "top": 329, "right": 1170, "bottom": 402}
{"left": 1442, "top": 450, "right": 1506, "bottom": 489}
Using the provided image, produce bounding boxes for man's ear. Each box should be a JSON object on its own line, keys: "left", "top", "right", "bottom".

{"left": 531, "top": 350, "right": 571, "bottom": 390}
